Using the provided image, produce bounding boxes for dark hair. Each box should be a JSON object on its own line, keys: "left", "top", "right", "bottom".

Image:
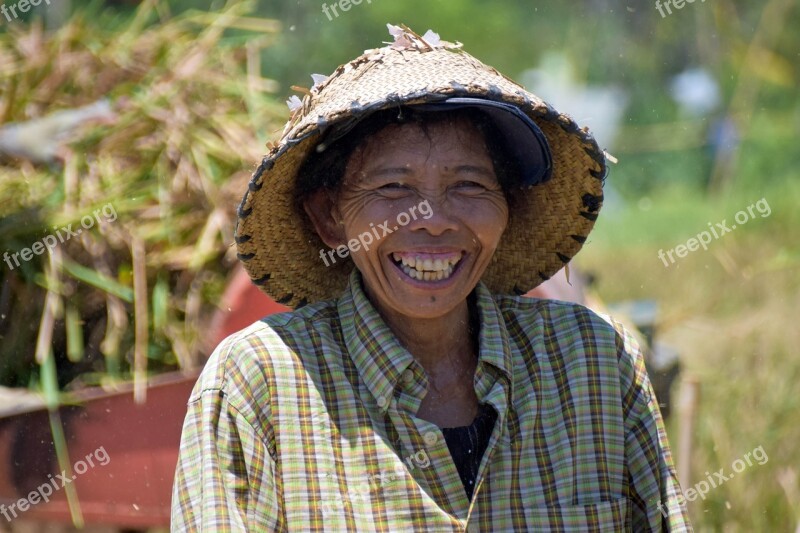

{"left": 295, "top": 106, "right": 523, "bottom": 205}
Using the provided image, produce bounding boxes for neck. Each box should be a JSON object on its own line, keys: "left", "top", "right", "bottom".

{"left": 368, "top": 291, "right": 479, "bottom": 385}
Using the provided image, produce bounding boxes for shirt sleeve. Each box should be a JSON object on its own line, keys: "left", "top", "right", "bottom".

{"left": 171, "top": 379, "right": 284, "bottom": 531}
{"left": 612, "top": 320, "right": 693, "bottom": 532}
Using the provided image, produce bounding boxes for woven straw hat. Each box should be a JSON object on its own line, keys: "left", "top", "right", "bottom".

{"left": 235, "top": 26, "right": 606, "bottom": 308}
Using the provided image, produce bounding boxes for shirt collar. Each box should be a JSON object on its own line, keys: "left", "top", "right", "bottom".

{"left": 472, "top": 279, "right": 515, "bottom": 388}
{"left": 338, "top": 269, "right": 515, "bottom": 413}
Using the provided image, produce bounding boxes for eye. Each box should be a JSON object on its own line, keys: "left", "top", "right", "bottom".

{"left": 376, "top": 182, "right": 414, "bottom": 197}
{"left": 453, "top": 180, "right": 487, "bottom": 189}
{"left": 378, "top": 182, "right": 409, "bottom": 190}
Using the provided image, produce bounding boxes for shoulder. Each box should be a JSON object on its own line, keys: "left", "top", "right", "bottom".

{"left": 189, "top": 299, "right": 340, "bottom": 402}
{"left": 495, "top": 295, "right": 624, "bottom": 342}
{"left": 494, "top": 294, "right": 640, "bottom": 368}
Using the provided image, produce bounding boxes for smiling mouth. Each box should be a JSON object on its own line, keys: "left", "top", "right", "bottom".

{"left": 390, "top": 252, "right": 463, "bottom": 281}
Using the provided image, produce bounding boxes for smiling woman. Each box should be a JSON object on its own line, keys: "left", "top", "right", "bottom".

{"left": 172, "top": 25, "right": 692, "bottom": 532}
{"left": 303, "top": 111, "right": 511, "bottom": 327}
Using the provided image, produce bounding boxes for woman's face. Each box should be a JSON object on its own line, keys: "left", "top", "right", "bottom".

{"left": 328, "top": 116, "right": 509, "bottom": 320}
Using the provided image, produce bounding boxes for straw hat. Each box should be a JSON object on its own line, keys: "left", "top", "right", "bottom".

{"left": 235, "top": 25, "right": 607, "bottom": 308}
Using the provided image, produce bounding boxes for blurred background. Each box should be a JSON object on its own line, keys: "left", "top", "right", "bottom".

{"left": 0, "top": 0, "right": 797, "bottom": 531}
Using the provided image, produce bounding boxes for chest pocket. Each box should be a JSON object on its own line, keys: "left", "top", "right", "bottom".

{"left": 524, "top": 497, "right": 630, "bottom": 532}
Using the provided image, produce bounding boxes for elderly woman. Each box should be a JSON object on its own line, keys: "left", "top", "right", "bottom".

{"left": 172, "top": 26, "right": 691, "bottom": 532}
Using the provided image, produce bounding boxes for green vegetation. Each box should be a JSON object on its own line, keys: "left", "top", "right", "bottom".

{"left": 579, "top": 179, "right": 799, "bottom": 531}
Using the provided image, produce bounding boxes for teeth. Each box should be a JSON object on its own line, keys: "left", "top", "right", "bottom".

{"left": 394, "top": 255, "right": 461, "bottom": 270}
{"left": 394, "top": 253, "right": 462, "bottom": 282}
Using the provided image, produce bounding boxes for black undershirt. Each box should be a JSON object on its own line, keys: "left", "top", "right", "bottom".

{"left": 439, "top": 293, "right": 497, "bottom": 500}
{"left": 440, "top": 403, "right": 498, "bottom": 500}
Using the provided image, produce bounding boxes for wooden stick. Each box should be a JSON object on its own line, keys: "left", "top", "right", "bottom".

{"left": 677, "top": 377, "right": 701, "bottom": 488}
{"left": 132, "top": 236, "right": 149, "bottom": 404}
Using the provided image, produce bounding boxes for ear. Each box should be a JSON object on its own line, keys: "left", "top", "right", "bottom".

{"left": 303, "top": 189, "right": 345, "bottom": 250}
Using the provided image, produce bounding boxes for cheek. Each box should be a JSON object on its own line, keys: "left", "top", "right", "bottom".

{"left": 335, "top": 199, "right": 391, "bottom": 251}
{"left": 453, "top": 195, "right": 509, "bottom": 237}
{"left": 478, "top": 213, "right": 509, "bottom": 248}
{"left": 339, "top": 194, "right": 408, "bottom": 229}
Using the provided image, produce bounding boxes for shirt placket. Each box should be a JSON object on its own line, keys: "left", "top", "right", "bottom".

{"left": 386, "top": 362, "right": 473, "bottom": 519}
{"left": 465, "top": 367, "right": 513, "bottom": 525}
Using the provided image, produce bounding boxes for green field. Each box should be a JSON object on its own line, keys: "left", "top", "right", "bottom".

{"left": 580, "top": 180, "right": 800, "bottom": 531}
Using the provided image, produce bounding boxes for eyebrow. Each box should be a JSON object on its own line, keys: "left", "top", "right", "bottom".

{"left": 450, "top": 164, "right": 495, "bottom": 177}
{"left": 364, "top": 167, "right": 414, "bottom": 179}
{"left": 365, "top": 164, "right": 495, "bottom": 179}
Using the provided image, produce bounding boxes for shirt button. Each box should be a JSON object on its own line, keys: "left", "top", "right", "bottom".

{"left": 401, "top": 369, "right": 414, "bottom": 384}
{"left": 423, "top": 431, "right": 438, "bottom": 446}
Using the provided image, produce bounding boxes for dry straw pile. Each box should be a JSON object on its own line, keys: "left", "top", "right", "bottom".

{"left": 0, "top": 0, "right": 284, "bottom": 396}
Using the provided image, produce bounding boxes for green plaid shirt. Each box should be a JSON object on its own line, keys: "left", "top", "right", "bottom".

{"left": 172, "top": 270, "right": 691, "bottom": 532}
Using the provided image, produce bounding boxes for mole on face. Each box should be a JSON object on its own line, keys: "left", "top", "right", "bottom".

{"left": 430, "top": 296, "right": 437, "bottom": 303}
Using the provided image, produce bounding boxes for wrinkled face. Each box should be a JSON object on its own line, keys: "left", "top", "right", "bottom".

{"left": 332, "top": 117, "right": 509, "bottom": 320}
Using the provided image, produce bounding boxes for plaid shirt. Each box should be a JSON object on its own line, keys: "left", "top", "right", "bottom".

{"left": 172, "top": 270, "right": 691, "bottom": 532}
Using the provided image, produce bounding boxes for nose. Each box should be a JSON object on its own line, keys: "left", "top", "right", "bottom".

{"left": 403, "top": 192, "right": 459, "bottom": 236}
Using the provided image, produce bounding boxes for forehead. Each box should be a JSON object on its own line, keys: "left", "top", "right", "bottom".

{"left": 349, "top": 115, "right": 492, "bottom": 168}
